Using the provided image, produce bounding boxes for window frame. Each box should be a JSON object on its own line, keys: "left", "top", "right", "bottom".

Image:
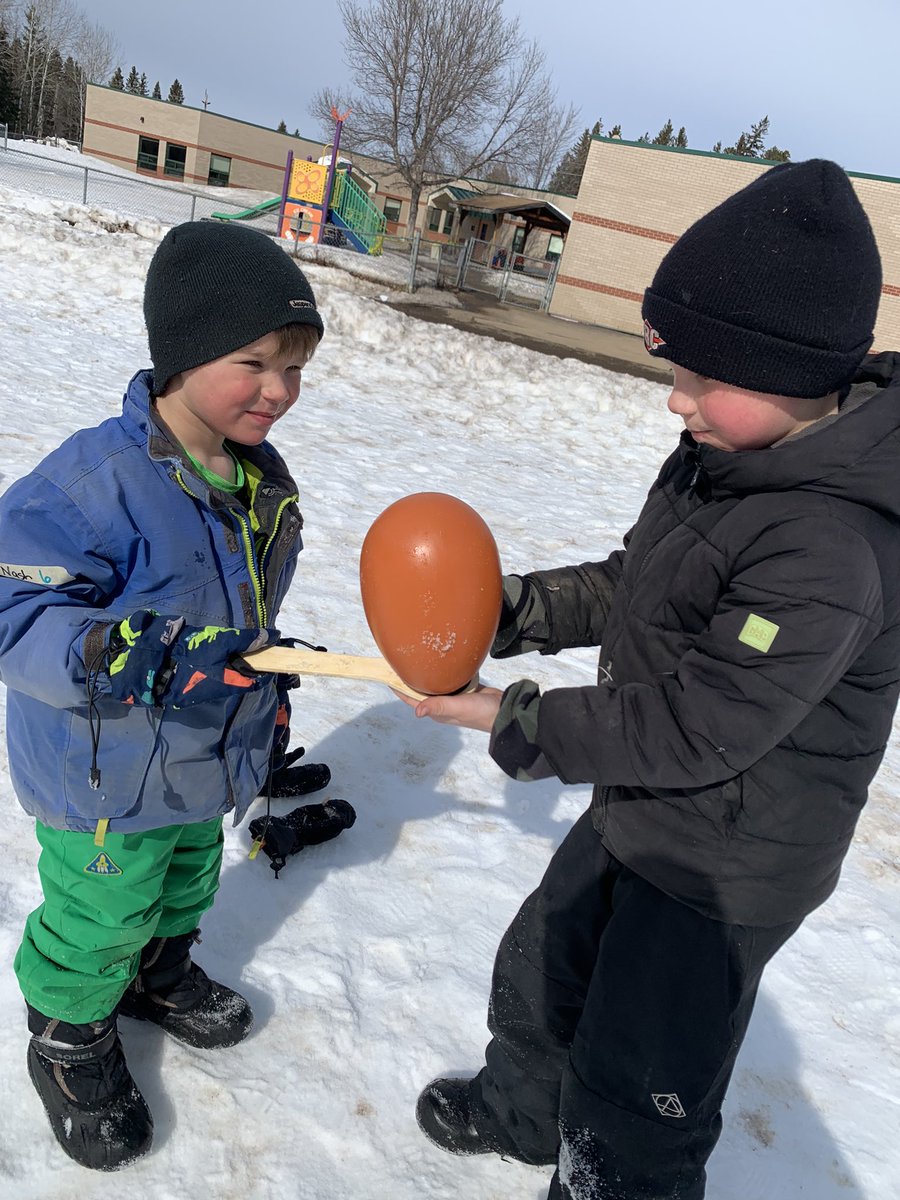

{"left": 136, "top": 136, "right": 159, "bottom": 172}
{"left": 382, "top": 197, "right": 402, "bottom": 223}
{"left": 207, "top": 153, "right": 232, "bottom": 187}
{"left": 163, "top": 141, "right": 187, "bottom": 180}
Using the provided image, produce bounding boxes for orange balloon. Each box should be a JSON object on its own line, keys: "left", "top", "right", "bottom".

{"left": 359, "top": 492, "right": 503, "bottom": 695}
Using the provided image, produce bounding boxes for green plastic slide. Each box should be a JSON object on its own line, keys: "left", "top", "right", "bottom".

{"left": 210, "top": 197, "right": 281, "bottom": 221}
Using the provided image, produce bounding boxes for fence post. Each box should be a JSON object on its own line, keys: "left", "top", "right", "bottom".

{"left": 82, "top": 166, "right": 88, "bottom": 205}
{"left": 498, "top": 252, "right": 514, "bottom": 303}
{"left": 541, "top": 258, "right": 561, "bottom": 311}
{"left": 408, "top": 230, "right": 420, "bottom": 292}
{"left": 435, "top": 243, "right": 449, "bottom": 289}
{"left": 456, "top": 238, "right": 472, "bottom": 290}
{"left": 190, "top": 193, "right": 197, "bottom": 221}
{"left": 1, "top": 123, "right": 7, "bottom": 150}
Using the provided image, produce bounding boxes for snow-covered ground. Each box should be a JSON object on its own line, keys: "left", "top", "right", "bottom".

{"left": 0, "top": 174, "right": 897, "bottom": 1200}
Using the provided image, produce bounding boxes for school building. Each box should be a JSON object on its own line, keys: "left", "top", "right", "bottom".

{"left": 550, "top": 136, "right": 900, "bottom": 350}
{"left": 82, "top": 84, "right": 574, "bottom": 256}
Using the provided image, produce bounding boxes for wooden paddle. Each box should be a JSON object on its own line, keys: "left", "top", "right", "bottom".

{"left": 243, "top": 644, "right": 431, "bottom": 700}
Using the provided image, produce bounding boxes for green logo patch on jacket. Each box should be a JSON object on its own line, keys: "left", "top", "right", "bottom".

{"left": 738, "top": 613, "right": 780, "bottom": 653}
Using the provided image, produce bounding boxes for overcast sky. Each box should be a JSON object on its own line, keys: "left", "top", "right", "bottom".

{"left": 79, "top": 0, "right": 898, "bottom": 180}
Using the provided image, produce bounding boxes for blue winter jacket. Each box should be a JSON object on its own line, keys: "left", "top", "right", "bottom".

{"left": 0, "top": 370, "right": 304, "bottom": 833}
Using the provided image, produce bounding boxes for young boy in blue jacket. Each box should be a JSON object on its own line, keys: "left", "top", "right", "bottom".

{"left": 0, "top": 221, "right": 326, "bottom": 1170}
{"left": 402, "top": 160, "right": 900, "bottom": 1197}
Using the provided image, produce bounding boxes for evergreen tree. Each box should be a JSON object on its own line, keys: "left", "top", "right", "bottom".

{"left": 50, "top": 53, "right": 81, "bottom": 142}
{"left": 652, "top": 118, "right": 674, "bottom": 146}
{"left": 675, "top": 126, "right": 688, "bottom": 148}
{"left": 152, "top": 80, "right": 161, "bottom": 99}
{"left": 548, "top": 119, "right": 602, "bottom": 195}
{"left": 167, "top": 78, "right": 184, "bottom": 104}
{"left": 138, "top": 72, "right": 148, "bottom": 96}
{"left": 125, "top": 65, "right": 140, "bottom": 94}
{"left": 609, "top": 124, "right": 622, "bottom": 138}
{"left": 276, "top": 119, "right": 287, "bottom": 133}
{"left": 0, "top": 23, "right": 18, "bottom": 127}
{"left": 109, "top": 65, "right": 124, "bottom": 89}
{"left": 717, "top": 115, "right": 790, "bottom": 162}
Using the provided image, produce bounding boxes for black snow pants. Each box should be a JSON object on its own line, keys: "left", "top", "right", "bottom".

{"left": 468, "top": 811, "right": 801, "bottom": 1199}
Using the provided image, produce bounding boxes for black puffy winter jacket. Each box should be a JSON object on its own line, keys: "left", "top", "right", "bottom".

{"left": 491, "top": 353, "right": 900, "bottom": 925}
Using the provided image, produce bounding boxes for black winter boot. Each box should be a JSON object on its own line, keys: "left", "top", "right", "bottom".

{"left": 26, "top": 1004, "right": 153, "bottom": 1171}
{"left": 416, "top": 1077, "right": 494, "bottom": 1156}
{"left": 118, "top": 930, "right": 253, "bottom": 1049}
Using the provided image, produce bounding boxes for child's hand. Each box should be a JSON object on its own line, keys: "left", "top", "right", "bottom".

{"left": 106, "top": 610, "right": 275, "bottom": 707}
{"left": 393, "top": 684, "right": 503, "bottom": 732}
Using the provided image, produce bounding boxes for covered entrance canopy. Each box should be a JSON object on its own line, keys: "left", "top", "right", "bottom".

{"left": 428, "top": 186, "right": 571, "bottom": 243}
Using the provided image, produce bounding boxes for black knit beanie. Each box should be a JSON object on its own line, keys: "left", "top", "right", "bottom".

{"left": 641, "top": 159, "right": 882, "bottom": 397}
{"left": 144, "top": 221, "right": 325, "bottom": 395}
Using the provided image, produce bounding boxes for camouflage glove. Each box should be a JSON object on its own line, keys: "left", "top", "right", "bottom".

{"left": 491, "top": 575, "right": 551, "bottom": 658}
{"left": 107, "top": 610, "right": 275, "bottom": 707}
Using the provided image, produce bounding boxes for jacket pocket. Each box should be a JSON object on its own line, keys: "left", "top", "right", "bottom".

{"left": 62, "top": 702, "right": 163, "bottom": 824}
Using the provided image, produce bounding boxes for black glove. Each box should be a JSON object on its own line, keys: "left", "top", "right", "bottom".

{"left": 249, "top": 799, "right": 356, "bottom": 877}
{"left": 267, "top": 690, "right": 331, "bottom": 798}
{"left": 267, "top": 745, "right": 332, "bottom": 798}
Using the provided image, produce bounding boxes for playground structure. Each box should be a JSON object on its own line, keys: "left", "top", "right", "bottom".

{"left": 214, "top": 108, "right": 385, "bottom": 255}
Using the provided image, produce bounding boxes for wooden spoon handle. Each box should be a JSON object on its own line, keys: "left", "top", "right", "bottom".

{"left": 242, "top": 645, "right": 429, "bottom": 700}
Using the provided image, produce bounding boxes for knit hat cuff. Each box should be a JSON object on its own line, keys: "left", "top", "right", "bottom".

{"left": 642, "top": 289, "right": 874, "bottom": 399}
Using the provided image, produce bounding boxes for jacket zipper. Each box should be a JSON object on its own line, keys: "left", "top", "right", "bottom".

{"left": 175, "top": 469, "right": 266, "bottom": 624}
{"left": 234, "top": 511, "right": 266, "bottom": 625}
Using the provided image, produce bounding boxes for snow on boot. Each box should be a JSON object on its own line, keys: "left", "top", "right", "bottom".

{"left": 118, "top": 930, "right": 253, "bottom": 1049}
{"left": 416, "top": 1077, "right": 494, "bottom": 1156}
{"left": 26, "top": 1004, "right": 153, "bottom": 1171}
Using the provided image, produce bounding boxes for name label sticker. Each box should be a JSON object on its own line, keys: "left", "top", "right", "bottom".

{"left": 0, "top": 563, "right": 75, "bottom": 587}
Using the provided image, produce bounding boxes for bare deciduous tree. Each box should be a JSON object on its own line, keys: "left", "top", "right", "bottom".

{"left": 72, "top": 15, "right": 117, "bottom": 134}
{"left": 311, "top": 0, "right": 577, "bottom": 235}
{"left": 19, "top": 0, "right": 79, "bottom": 137}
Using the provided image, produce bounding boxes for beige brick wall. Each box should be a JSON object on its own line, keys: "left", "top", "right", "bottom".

{"left": 551, "top": 138, "right": 900, "bottom": 353}
{"left": 83, "top": 85, "right": 574, "bottom": 242}
{"left": 84, "top": 85, "right": 326, "bottom": 190}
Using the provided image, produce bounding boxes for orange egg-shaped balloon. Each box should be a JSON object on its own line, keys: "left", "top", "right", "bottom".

{"left": 359, "top": 492, "right": 503, "bottom": 695}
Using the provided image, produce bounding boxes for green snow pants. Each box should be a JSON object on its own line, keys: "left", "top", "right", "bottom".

{"left": 15, "top": 817, "right": 224, "bottom": 1023}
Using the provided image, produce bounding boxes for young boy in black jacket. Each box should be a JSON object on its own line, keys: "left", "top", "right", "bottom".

{"left": 401, "top": 159, "right": 900, "bottom": 1198}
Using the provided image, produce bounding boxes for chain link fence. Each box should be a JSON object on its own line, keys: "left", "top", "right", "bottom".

{"left": 0, "top": 141, "right": 265, "bottom": 226}
{"left": 0, "top": 142, "right": 561, "bottom": 309}
{"left": 454, "top": 238, "right": 560, "bottom": 310}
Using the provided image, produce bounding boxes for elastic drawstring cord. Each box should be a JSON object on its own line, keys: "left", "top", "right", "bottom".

{"left": 248, "top": 747, "right": 276, "bottom": 865}
{"left": 247, "top": 633, "right": 327, "bottom": 875}
{"left": 85, "top": 638, "right": 115, "bottom": 789}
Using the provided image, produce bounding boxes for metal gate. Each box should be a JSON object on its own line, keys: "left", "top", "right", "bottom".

{"left": 455, "top": 238, "right": 559, "bottom": 310}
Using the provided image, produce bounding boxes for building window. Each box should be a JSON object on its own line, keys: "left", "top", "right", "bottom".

{"left": 546, "top": 234, "right": 564, "bottom": 260}
{"left": 442, "top": 209, "right": 454, "bottom": 235}
{"left": 207, "top": 153, "right": 231, "bottom": 187}
{"left": 383, "top": 197, "right": 402, "bottom": 223}
{"left": 136, "top": 136, "right": 159, "bottom": 172}
{"left": 427, "top": 206, "right": 441, "bottom": 232}
{"left": 164, "top": 142, "right": 186, "bottom": 179}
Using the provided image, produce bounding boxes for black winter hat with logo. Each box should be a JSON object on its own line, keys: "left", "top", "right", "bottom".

{"left": 144, "top": 220, "right": 325, "bottom": 395}
{"left": 641, "top": 159, "right": 882, "bottom": 397}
